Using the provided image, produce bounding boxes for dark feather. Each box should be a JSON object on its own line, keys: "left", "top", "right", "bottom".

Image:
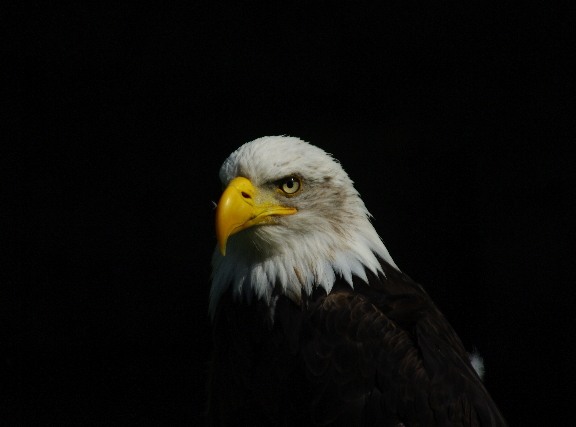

{"left": 207, "top": 259, "right": 507, "bottom": 427}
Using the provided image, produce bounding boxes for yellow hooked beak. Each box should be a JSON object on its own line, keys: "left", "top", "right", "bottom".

{"left": 215, "top": 177, "right": 297, "bottom": 255}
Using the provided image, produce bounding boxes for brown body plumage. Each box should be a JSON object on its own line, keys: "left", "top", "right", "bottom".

{"left": 208, "top": 259, "right": 506, "bottom": 426}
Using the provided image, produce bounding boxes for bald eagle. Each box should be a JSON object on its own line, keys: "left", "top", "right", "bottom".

{"left": 208, "top": 136, "right": 506, "bottom": 427}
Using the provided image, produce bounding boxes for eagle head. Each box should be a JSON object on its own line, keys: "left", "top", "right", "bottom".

{"left": 210, "top": 136, "right": 397, "bottom": 315}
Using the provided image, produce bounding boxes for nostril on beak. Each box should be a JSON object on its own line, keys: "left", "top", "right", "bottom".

{"left": 241, "top": 192, "right": 251, "bottom": 199}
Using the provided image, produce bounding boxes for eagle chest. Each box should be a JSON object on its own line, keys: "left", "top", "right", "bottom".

{"left": 209, "top": 293, "right": 317, "bottom": 425}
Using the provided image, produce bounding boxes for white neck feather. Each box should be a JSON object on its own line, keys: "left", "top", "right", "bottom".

{"left": 209, "top": 215, "right": 397, "bottom": 316}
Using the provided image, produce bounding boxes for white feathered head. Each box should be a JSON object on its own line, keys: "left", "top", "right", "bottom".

{"left": 210, "top": 136, "right": 396, "bottom": 314}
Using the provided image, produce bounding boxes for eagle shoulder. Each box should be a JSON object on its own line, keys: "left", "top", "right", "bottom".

{"left": 208, "top": 261, "right": 507, "bottom": 426}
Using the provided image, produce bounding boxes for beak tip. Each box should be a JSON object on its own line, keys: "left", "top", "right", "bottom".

{"left": 219, "top": 242, "right": 226, "bottom": 256}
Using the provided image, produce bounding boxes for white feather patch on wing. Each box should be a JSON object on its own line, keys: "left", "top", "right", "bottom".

{"left": 469, "top": 349, "right": 485, "bottom": 380}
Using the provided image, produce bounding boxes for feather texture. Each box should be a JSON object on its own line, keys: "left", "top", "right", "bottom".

{"left": 208, "top": 260, "right": 507, "bottom": 426}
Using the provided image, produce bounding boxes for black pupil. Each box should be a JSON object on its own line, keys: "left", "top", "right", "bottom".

{"left": 286, "top": 179, "right": 294, "bottom": 188}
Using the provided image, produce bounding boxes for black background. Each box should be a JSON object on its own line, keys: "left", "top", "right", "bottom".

{"left": 3, "top": 3, "right": 574, "bottom": 426}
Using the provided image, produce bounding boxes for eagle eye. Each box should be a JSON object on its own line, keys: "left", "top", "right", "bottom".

{"left": 279, "top": 176, "right": 302, "bottom": 196}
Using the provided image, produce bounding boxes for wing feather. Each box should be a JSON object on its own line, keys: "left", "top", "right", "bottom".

{"left": 297, "top": 260, "right": 507, "bottom": 426}
{"left": 208, "top": 260, "right": 507, "bottom": 426}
